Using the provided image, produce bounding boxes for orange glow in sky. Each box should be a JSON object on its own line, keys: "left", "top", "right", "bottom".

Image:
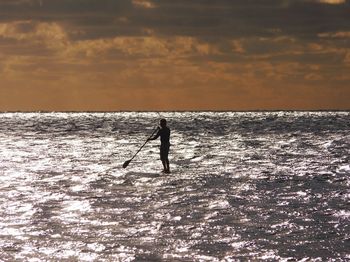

{"left": 0, "top": 0, "right": 349, "bottom": 111}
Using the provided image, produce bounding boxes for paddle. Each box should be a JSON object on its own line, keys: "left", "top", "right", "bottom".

{"left": 122, "top": 126, "right": 159, "bottom": 168}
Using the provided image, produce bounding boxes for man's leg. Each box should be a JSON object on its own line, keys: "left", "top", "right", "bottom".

{"left": 164, "top": 146, "right": 170, "bottom": 173}
{"left": 160, "top": 145, "right": 170, "bottom": 173}
{"left": 161, "top": 160, "right": 167, "bottom": 171}
{"left": 165, "top": 158, "right": 170, "bottom": 173}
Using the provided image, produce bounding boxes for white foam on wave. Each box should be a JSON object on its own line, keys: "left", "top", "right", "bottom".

{"left": 208, "top": 199, "right": 231, "bottom": 210}
{"left": 63, "top": 199, "right": 91, "bottom": 212}
{"left": 0, "top": 226, "right": 24, "bottom": 237}
{"left": 70, "top": 184, "right": 89, "bottom": 192}
{"left": 333, "top": 210, "right": 350, "bottom": 219}
{"left": 115, "top": 139, "right": 130, "bottom": 144}
{"left": 337, "top": 165, "right": 350, "bottom": 173}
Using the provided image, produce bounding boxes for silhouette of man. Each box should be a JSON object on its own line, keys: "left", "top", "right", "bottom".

{"left": 148, "top": 119, "right": 170, "bottom": 173}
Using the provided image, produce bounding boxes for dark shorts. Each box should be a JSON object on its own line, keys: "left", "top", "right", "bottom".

{"left": 160, "top": 145, "right": 170, "bottom": 161}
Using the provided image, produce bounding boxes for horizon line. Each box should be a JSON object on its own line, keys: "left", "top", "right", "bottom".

{"left": 1, "top": 109, "right": 349, "bottom": 113}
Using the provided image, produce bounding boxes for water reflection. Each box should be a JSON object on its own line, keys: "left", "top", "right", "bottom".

{"left": 0, "top": 112, "right": 349, "bottom": 260}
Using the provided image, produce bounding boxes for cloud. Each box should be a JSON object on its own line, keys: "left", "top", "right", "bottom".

{"left": 0, "top": 19, "right": 219, "bottom": 63}
{"left": 318, "top": 31, "right": 350, "bottom": 38}
{"left": 59, "top": 35, "right": 220, "bottom": 61}
{"left": 0, "top": 0, "right": 349, "bottom": 41}
{"left": 317, "top": 0, "right": 346, "bottom": 4}
{"left": 0, "top": 20, "right": 68, "bottom": 52}
{"left": 132, "top": 0, "right": 156, "bottom": 9}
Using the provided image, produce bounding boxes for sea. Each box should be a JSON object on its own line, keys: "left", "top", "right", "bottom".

{"left": 0, "top": 111, "right": 349, "bottom": 261}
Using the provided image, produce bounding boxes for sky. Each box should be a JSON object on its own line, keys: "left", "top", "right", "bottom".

{"left": 0, "top": 0, "right": 349, "bottom": 111}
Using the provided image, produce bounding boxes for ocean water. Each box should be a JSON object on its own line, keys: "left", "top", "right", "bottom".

{"left": 0, "top": 111, "right": 349, "bottom": 261}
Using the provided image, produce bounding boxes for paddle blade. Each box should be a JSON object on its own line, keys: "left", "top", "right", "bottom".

{"left": 122, "top": 160, "right": 131, "bottom": 169}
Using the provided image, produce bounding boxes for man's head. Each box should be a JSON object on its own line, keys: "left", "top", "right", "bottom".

{"left": 160, "top": 118, "right": 167, "bottom": 128}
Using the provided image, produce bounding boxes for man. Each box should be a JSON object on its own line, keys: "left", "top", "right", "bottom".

{"left": 148, "top": 119, "right": 171, "bottom": 173}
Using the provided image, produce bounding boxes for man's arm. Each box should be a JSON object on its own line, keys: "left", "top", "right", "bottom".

{"left": 148, "top": 128, "right": 161, "bottom": 141}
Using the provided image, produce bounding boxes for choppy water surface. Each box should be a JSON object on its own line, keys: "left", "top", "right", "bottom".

{"left": 0, "top": 112, "right": 349, "bottom": 261}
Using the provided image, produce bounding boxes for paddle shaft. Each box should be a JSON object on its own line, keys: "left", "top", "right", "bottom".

{"left": 124, "top": 126, "right": 159, "bottom": 166}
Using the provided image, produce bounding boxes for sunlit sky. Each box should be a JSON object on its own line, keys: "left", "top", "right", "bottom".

{"left": 0, "top": 0, "right": 349, "bottom": 111}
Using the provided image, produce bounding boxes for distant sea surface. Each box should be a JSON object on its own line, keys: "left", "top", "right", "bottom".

{"left": 0, "top": 112, "right": 349, "bottom": 261}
